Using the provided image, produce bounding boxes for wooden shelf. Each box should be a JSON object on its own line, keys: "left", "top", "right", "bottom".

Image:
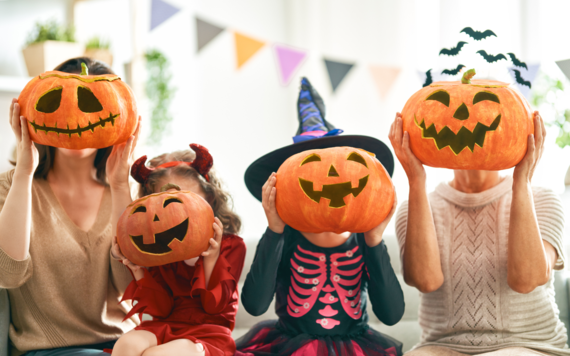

{"left": 0, "top": 76, "right": 31, "bottom": 94}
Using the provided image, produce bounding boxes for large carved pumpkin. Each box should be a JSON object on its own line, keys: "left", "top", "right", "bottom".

{"left": 401, "top": 71, "right": 533, "bottom": 170}
{"left": 276, "top": 146, "right": 394, "bottom": 234}
{"left": 18, "top": 63, "right": 137, "bottom": 149}
{"left": 117, "top": 189, "right": 214, "bottom": 267}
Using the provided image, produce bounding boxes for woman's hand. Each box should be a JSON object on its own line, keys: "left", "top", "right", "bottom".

{"left": 262, "top": 173, "right": 285, "bottom": 234}
{"left": 202, "top": 218, "right": 224, "bottom": 288}
{"left": 513, "top": 111, "right": 545, "bottom": 184}
{"left": 111, "top": 236, "right": 145, "bottom": 280}
{"left": 107, "top": 117, "right": 141, "bottom": 190}
{"left": 364, "top": 192, "right": 398, "bottom": 247}
{"left": 388, "top": 113, "right": 425, "bottom": 186}
{"left": 9, "top": 99, "right": 38, "bottom": 178}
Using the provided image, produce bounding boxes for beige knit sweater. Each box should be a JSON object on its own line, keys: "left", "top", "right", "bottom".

{"left": 0, "top": 170, "right": 136, "bottom": 356}
{"left": 396, "top": 176, "right": 570, "bottom": 355}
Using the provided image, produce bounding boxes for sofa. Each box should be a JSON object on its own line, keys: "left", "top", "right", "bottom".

{"left": 1, "top": 234, "right": 568, "bottom": 355}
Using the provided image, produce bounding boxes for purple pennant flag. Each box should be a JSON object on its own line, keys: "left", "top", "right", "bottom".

{"left": 150, "top": 0, "right": 181, "bottom": 31}
{"left": 508, "top": 64, "right": 539, "bottom": 99}
{"left": 274, "top": 44, "right": 308, "bottom": 86}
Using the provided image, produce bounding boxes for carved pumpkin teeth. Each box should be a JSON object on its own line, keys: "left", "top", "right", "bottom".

{"left": 76, "top": 124, "right": 81, "bottom": 137}
{"left": 27, "top": 113, "right": 119, "bottom": 137}
{"left": 299, "top": 175, "right": 369, "bottom": 208}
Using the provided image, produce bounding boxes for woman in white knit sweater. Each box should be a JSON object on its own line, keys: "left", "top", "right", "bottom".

{"left": 389, "top": 111, "right": 569, "bottom": 356}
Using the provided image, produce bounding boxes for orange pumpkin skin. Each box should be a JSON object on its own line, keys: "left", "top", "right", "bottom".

{"left": 275, "top": 147, "right": 395, "bottom": 234}
{"left": 18, "top": 71, "right": 137, "bottom": 149}
{"left": 117, "top": 190, "right": 214, "bottom": 267}
{"left": 401, "top": 80, "right": 533, "bottom": 170}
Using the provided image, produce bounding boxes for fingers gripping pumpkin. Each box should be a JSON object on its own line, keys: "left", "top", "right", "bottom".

{"left": 401, "top": 69, "right": 533, "bottom": 170}
{"left": 117, "top": 188, "right": 214, "bottom": 267}
{"left": 18, "top": 63, "right": 137, "bottom": 149}
{"left": 275, "top": 146, "right": 395, "bottom": 234}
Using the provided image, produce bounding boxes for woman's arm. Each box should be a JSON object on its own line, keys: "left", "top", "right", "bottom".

{"left": 0, "top": 100, "right": 38, "bottom": 261}
{"left": 388, "top": 113, "right": 443, "bottom": 293}
{"left": 241, "top": 173, "right": 286, "bottom": 316}
{"left": 508, "top": 112, "right": 557, "bottom": 294}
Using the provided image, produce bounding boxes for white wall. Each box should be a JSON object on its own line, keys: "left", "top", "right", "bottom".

{"left": 1, "top": 0, "right": 570, "bottom": 241}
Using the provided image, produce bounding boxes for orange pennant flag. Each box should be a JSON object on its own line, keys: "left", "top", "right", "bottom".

{"left": 369, "top": 65, "right": 401, "bottom": 100}
{"left": 234, "top": 31, "right": 265, "bottom": 69}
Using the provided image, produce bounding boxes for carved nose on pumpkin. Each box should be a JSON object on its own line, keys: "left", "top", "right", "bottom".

{"left": 328, "top": 165, "right": 340, "bottom": 177}
{"left": 153, "top": 214, "right": 160, "bottom": 222}
{"left": 453, "top": 103, "right": 469, "bottom": 121}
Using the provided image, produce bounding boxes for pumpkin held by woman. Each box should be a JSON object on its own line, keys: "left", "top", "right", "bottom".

{"left": 401, "top": 69, "right": 533, "bottom": 170}
{"left": 275, "top": 146, "right": 394, "bottom": 234}
{"left": 18, "top": 63, "right": 137, "bottom": 149}
{"left": 117, "top": 188, "right": 214, "bottom": 267}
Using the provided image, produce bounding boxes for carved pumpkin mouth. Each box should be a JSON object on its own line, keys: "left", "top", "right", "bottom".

{"left": 298, "top": 176, "right": 369, "bottom": 208}
{"left": 414, "top": 114, "right": 501, "bottom": 155}
{"left": 28, "top": 112, "right": 119, "bottom": 138}
{"left": 130, "top": 218, "right": 189, "bottom": 255}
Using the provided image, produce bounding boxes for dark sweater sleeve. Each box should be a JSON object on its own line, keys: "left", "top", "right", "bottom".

{"left": 364, "top": 239, "right": 405, "bottom": 326}
{"left": 241, "top": 227, "right": 285, "bottom": 316}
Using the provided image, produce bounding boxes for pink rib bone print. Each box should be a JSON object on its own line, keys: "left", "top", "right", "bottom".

{"left": 331, "top": 246, "right": 364, "bottom": 319}
{"left": 287, "top": 246, "right": 326, "bottom": 317}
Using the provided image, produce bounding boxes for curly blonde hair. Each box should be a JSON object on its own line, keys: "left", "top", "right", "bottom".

{"left": 138, "top": 150, "right": 241, "bottom": 235}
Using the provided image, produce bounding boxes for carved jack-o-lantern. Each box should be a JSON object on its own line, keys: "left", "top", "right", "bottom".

{"left": 275, "top": 146, "right": 394, "bottom": 234}
{"left": 117, "top": 189, "right": 214, "bottom": 267}
{"left": 18, "top": 63, "right": 137, "bottom": 149}
{"left": 401, "top": 71, "right": 533, "bottom": 170}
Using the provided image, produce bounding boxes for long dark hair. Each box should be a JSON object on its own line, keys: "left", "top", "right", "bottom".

{"left": 138, "top": 150, "right": 242, "bottom": 235}
{"left": 21, "top": 57, "right": 115, "bottom": 184}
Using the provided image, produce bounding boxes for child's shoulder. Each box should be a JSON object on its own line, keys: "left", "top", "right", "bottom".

{"left": 222, "top": 233, "right": 246, "bottom": 250}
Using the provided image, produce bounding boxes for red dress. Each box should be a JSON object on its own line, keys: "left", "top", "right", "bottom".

{"left": 121, "top": 234, "right": 246, "bottom": 356}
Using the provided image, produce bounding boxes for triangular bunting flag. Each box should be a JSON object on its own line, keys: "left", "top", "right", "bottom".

{"left": 234, "top": 32, "right": 265, "bottom": 69}
{"left": 196, "top": 17, "right": 225, "bottom": 52}
{"left": 150, "top": 0, "right": 181, "bottom": 31}
{"left": 369, "top": 65, "right": 401, "bottom": 99}
{"left": 508, "top": 64, "right": 539, "bottom": 99}
{"left": 556, "top": 59, "right": 570, "bottom": 81}
{"left": 324, "top": 59, "right": 354, "bottom": 92}
{"left": 273, "top": 44, "right": 308, "bottom": 86}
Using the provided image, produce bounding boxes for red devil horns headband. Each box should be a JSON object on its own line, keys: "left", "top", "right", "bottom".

{"left": 131, "top": 143, "right": 213, "bottom": 185}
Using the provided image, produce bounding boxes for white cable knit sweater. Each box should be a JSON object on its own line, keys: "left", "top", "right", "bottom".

{"left": 396, "top": 176, "right": 570, "bottom": 355}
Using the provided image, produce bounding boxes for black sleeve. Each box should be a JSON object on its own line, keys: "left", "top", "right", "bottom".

{"left": 241, "top": 227, "right": 285, "bottom": 316}
{"left": 363, "top": 238, "right": 405, "bottom": 326}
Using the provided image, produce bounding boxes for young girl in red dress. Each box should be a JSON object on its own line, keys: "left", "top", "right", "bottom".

{"left": 107, "top": 143, "right": 245, "bottom": 356}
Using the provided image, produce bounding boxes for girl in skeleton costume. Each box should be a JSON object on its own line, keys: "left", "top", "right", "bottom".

{"left": 107, "top": 144, "right": 245, "bottom": 356}
{"left": 236, "top": 78, "right": 404, "bottom": 356}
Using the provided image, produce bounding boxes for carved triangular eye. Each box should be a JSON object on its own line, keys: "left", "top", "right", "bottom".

{"left": 77, "top": 86, "right": 103, "bottom": 113}
{"left": 36, "top": 87, "right": 62, "bottom": 113}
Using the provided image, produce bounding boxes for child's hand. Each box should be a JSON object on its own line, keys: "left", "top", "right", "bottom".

{"left": 262, "top": 173, "right": 285, "bottom": 234}
{"left": 201, "top": 218, "right": 224, "bottom": 288}
{"left": 9, "top": 99, "right": 39, "bottom": 178}
{"left": 106, "top": 117, "right": 141, "bottom": 190}
{"left": 363, "top": 192, "right": 398, "bottom": 247}
{"left": 112, "top": 236, "right": 145, "bottom": 280}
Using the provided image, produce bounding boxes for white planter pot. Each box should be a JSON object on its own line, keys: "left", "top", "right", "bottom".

{"left": 22, "top": 41, "right": 85, "bottom": 77}
{"left": 84, "top": 49, "right": 113, "bottom": 67}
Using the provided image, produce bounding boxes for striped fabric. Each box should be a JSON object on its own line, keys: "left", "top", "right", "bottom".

{"left": 395, "top": 176, "right": 570, "bottom": 355}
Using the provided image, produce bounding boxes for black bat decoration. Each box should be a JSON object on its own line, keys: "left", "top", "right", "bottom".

{"left": 439, "top": 41, "right": 468, "bottom": 56}
{"left": 476, "top": 50, "right": 507, "bottom": 63}
{"left": 507, "top": 53, "right": 528, "bottom": 70}
{"left": 422, "top": 69, "right": 433, "bottom": 87}
{"left": 461, "top": 27, "right": 497, "bottom": 41}
{"left": 441, "top": 64, "right": 466, "bottom": 76}
{"left": 512, "top": 69, "right": 531, "bottom": 88}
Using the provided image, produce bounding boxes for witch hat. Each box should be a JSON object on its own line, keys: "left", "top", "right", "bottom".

{"left": 244, "top": 77, "right": 394, "bottom": 202}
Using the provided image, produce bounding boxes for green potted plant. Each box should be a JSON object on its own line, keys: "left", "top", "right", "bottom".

{"left": 22, "top": 19, "right": 84, "bottom": 77}
{"left": 84, "top": 36, "right": 113, "bottom": 66}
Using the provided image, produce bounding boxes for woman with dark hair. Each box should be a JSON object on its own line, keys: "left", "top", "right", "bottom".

{"left": 0, "top": 57, "right": 139, "bottom": 356}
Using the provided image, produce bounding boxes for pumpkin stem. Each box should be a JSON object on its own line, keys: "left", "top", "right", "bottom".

{"left": 461, "top": 68, "right": 476, "bottom": 84}
{"left": 160, "top": 183, "right": 181, "bottom": 192}
{"left": 80, "top": 62, "right": 89, "bottom": 76}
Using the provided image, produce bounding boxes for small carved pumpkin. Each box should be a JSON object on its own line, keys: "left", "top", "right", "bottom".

{"left": 117, "top": 189, "right": 214, "bottom": 267}
{"left": 275, "top": 146, "right": 394, "bottom": 234}
{"left": 401, "top": 70, "right": 533, "bottom": 170}
{"left": 18, "top": 63, "right": 137, "bottom": 149}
